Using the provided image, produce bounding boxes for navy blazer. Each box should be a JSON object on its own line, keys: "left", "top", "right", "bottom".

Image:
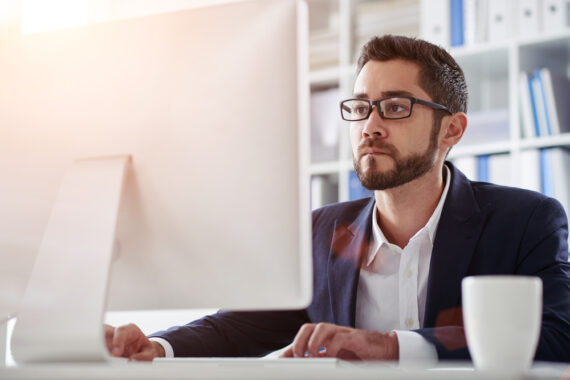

{"left": 150, "top": 163, "right": 570, "bottom": 361}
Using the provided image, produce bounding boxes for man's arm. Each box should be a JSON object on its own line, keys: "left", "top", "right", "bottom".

{"left": 149, "top": 310, "right": 308, "bottom": 357}
{"left": 107, "top": 309, "right": 308, "bottom": 359}
{"left": 417, "top": 197, "right": 570, "bottom": 361}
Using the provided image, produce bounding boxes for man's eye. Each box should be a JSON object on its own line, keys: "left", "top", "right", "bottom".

{"left": 354, "top": 106, "right": 369, "bottom": 115}
{"left": 389, "top": 104, "right": 407, "bottom": 112}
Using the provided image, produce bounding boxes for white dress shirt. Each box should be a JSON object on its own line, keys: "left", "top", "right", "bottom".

{"left": 153, "top": 166, "right": 451, "bottom": 361}
{"left": 356, "top": 165, "right": 451, "bottom": 364}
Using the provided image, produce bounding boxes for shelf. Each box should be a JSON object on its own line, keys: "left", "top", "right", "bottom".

{"left": 450, "top": 41, "right": 510, "bottom": 58}
{"left": 306, "top": 0, "right": 570, "bottom": 206}
{"left": 448, "top": 140, "right": 512, "bottom": 159}
{"left": 517, "top": 29, "right": 570, "bottom": 48}
{"left": 309, "top": 159, "right": 353, "bottom": 175}
{"left": 448, "top": 29, "right": 570, "bottom": 57}
{"left": 520, "top": 133, "right": 570, "bottom": 150}
{"left": 309, "top": 64, "right": 356, "bottom": 86}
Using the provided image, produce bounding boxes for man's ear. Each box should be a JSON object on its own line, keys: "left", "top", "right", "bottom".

{"left": 441, "top": 112, "right": 467, "bottom": 149}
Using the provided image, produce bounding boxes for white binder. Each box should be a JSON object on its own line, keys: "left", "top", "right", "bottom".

{"left": 420, "top": 0, "right": 450, "bottom": 46}
{"left": 542, "top": 0, "right": 567, "bottom": 33}
{"left": 488, "top": 0, "right": 513, "bottom": 42}
{"left": 516, "top": 0, "right": 541, "bottom": 38}
{"left": 519, "top": 71, "right": 537, "bottom": 138}
{"left": 519, "top": 150, "right": 541, "bottom": 192}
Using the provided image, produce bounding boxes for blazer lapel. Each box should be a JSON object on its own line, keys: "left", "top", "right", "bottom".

{"left": 327, "top": 198, "right": 375, "bottom": 327}
{"left": 423, "top": 163, "right": 490, "bottom": 327}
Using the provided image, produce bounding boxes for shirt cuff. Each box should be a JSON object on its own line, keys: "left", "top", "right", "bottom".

{"left": 394, "top": 330, "right": 438, "bottom": 367}
{"left": 149, "top": 337, "right": 175, "bottom": 358}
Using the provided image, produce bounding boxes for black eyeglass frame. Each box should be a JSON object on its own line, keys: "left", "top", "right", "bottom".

{"left": 340, "top": 96, "right": 453, "bottom": 121}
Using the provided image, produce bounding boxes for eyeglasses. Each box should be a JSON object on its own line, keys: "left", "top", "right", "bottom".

{"left": 340, "top": 96, "right": 452, "bottom": 121}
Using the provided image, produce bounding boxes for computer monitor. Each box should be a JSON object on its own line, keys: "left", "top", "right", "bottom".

{"left": 0, "top": 0, "right": 311, "bottom": 363}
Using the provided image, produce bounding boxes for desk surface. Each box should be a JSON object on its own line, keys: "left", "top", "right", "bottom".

{"left": 1, "top": 360, "right": 569, "bottom": 380}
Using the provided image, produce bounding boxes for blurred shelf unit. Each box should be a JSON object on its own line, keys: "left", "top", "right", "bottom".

{"left": 308, "top": 0, "right": 421, "bottom": 208}
{"left": 308, "top": 0, "right": 570, "bottom": 221}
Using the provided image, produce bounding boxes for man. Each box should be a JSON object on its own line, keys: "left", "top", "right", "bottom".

{"left": 106, "top": 35, "right": 570, "bottom": 363}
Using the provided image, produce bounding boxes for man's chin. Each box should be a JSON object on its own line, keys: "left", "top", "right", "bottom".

{"left": 359, "top": 156, "right": 394, "bottom": 173}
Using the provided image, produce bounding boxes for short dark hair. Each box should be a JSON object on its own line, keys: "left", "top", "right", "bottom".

{"left": 356, "top": 35, "right": 468, "bottom": 114}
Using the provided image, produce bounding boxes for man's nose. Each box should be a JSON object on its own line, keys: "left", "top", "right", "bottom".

{"left": 361, "top": 105, "right": 387, "bottom": 138}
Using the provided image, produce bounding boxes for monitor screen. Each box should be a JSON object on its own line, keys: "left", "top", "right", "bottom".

{"left": 0, "top": 0, "right": 311, "bottom": 362}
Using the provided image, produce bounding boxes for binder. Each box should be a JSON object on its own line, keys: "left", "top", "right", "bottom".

{"left": 540, "top": 148, "right": 570, "bottom": 228}
{"left": 527, "top": 72, "right": 541, "bottom": 137}
{"left": 420, "top": 0, "right": 450, "bottom": 46}
{"left": 530, "top": 71, "right": 551, "bottom": 136}
{"left": 519, "top": 71, "right": 536, "bottom": 138}
{"left": 452, "top": 156, "right": 478, "bottom": 181}
{"left": 487, "top": 0, "right": 513, "bottom": 42}
{"left": 519, "top": 149, "right": 541, "bottom": 192}
{"left": 548, "top": 148, "right": 570, "bottom": 227}
{"left": 534, "top": 69, "right": 553, "bottom": 135}
{"left": 515, "top": 0, "right": 541, "bottom": 38}
{"left": 311, "top": 176, "right": 338, "bottom": 209}
{"left": 459, "top": 108, "right": 509, "bottom": 146}
{"left": 488, "top": 154, "right": 512, "bottom": 187}
{"left": 540, "top": 149, "right": 554, "bottom": 196}
{"left": 348, "top": 171, "right": 373, "bottom": 201}
{"left": 475, "top": 0, "right": 490, "bottom": 43}
{"left": 463, "top": 0, "right": 478, "bottom": 46}
{"left": 450, "top": 0, "right": 464, "bottom": 46}
{"left": 538, "top": 67, "right": 570, "bottom": 135}
{"left": 311, "top": 176, "right": 325, "bottom": 210}
{"left": 542, "top": 0, "right": 567, "bottom": 34}
{"left": 310, "top": 88, "right": 341, "bottom": 162}
{"left": 477, "top": 155, "right": 490, "bottom": 182}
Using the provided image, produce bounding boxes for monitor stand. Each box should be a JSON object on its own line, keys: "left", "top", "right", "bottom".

{"left": 11, "top": 155, "right": 130, "bottom": 363}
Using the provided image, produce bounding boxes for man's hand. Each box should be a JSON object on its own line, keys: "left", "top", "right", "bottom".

{"left": 105, "top": 324, "right": 166, "bottom": 361}
{"left": 278, "top": 323, "right": 399, "bottom": 361}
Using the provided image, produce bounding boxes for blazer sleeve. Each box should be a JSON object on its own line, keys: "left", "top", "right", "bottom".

{"left": 147, "top": 309, "right": 309, "bottom": 357}
{"left": 415, "top": 196, "right": 570, "bottom": 362}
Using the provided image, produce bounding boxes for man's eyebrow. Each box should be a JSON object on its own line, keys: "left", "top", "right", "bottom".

{"left": 381, "top": 90, "right": 414, "bottom": 98}
{"left": 351, "top": 90, "right": 415, "bottom": 99}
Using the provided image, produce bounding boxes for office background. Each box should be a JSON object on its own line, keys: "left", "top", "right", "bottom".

{"left": 1, "top": 0, "right": 570, "bottom": 365}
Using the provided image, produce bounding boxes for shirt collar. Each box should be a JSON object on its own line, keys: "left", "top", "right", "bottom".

{"left": 365, "top": 165, "right": 451, "bottom": 267}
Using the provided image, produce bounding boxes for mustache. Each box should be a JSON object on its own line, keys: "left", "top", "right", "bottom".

{"left": 357, "top": 138, "right": 397, "bottom": 158}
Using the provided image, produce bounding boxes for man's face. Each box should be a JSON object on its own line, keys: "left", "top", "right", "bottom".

{"left": 350, "top": 59, "right": 442, "bottom": 191}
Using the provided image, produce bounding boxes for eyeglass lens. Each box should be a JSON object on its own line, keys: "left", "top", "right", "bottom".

{"left": 341, "top": 98, "right": 412, "bottom": 121}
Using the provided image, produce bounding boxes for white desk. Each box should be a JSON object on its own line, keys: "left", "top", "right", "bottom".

{"left": 1, "top": 360, "right": 568, "bottom": 380}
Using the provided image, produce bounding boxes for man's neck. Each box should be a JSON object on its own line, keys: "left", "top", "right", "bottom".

{"left": 374, "top": 164, "right": 446, "bottom": 249}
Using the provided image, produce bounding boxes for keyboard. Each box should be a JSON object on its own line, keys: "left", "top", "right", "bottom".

{"left": 152, "top": 357, "right": 354, "bottom": 369}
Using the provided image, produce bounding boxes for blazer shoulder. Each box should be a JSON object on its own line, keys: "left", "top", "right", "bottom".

{"left": 312, "top": 197, "right": 374, "bottom": 226}
{"left": 470, "top": 180, "right": 554, "bottom": 208}
{"left": 468, "top": 180, "right": 568, "bottom": 230}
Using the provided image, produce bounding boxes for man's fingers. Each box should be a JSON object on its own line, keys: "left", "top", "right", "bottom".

{"left": 111, "top": 324, "right": 144, "bottom": 357}
{"left": 291, "top": 323, "right": 316, "bottom": 358}
{"left": 130, "top": 348, "right": 156, "bottom": 362}
{"left": 104, "top": 325, "right": 115, "bottom": 352}
{"left": 307, "top": 323, "right": 343, "bottom": 357}
{"left": 278, "top": 346, "right": 294, "bottom": 358}
{"left": 322, "top": 330, "right": 359, "bottom": 359}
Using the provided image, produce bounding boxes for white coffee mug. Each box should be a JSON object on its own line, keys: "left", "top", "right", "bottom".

{"left": 462, "top": 276, "right": 542, "bottom": 372}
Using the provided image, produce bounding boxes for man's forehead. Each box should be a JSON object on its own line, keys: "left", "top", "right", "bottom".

{"left": 353, "top": 59, "right": 424, "bottom": 98}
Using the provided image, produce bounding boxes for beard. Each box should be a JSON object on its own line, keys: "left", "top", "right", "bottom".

{"left": 353, "top": 117, "right": 441, "bottom": 191}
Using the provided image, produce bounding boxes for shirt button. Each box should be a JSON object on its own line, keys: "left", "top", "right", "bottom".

{"left": 405, "top": 269, "right": 413, "bottom": 279}
{"left": 405, "top": 318, "right": 414, "bottom": 328}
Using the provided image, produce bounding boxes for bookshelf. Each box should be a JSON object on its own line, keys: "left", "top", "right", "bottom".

{"left": 308, "top": 0, "right": 420, "bottom": 207}
{"left": 308, "top": 0, "right": 570, "bottom": 225}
